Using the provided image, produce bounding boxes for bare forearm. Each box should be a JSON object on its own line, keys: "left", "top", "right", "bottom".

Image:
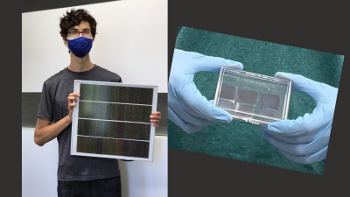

{"left": 34, "top": 116, "right": 72, "bottom": 146}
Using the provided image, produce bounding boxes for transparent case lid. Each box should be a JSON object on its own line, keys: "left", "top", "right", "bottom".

{"left": 214, "top": 68, "right": 292, "bottom": 125}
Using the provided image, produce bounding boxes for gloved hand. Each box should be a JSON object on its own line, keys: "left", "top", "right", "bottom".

{"left": 262, "top": 72, "right": 338, "bottom": 164}
{"left": 168, "top": 49, "right": 243, "bottom": 133}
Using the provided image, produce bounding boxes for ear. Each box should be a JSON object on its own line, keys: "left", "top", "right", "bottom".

{"left": 92, "top": 35, "right": 95, "bottom": 43}
{"left": 62, "top": 37, "right": 68, "bottom": 45}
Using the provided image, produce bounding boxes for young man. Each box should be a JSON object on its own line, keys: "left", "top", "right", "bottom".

{"left": 34, "top": 9, "right": 161, "bottom": 197}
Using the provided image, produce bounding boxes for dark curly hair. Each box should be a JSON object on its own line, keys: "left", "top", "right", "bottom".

{"left": 59, "top": 9, "right": 97, "bottom": 41}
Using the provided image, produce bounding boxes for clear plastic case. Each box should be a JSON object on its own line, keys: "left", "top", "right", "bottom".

{"left": 214, "top": 68, "right": 292, "bottom": 125}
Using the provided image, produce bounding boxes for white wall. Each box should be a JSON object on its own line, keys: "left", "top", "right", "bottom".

{"left": 22, "top": 128, "right": 168, "bottom": 197}
{"left": 22, "top": 0, "right": 168, "bottom": 93}
{"left": 22, "top": 128, "right": 59, "bottom": 197}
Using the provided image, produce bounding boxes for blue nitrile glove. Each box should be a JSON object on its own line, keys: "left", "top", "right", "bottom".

{"left": 168, "top": 49, "right": 243, "bottom": 133}
{"left": 262, "top": 72, "right": 338, "bottom": 164}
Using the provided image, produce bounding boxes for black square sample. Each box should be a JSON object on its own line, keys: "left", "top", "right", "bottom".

{"left": 220, "top": 83, "right": 236, "bottom": 100}
{"left": 261, "top": 93, "right": 280, "bottom": 110}
{"left": 236, "top": 89, "right": 258, "bottom": 105}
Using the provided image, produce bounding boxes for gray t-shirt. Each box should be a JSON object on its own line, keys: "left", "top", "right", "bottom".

{"left": 37, "top": 65, "right": 122, "bottom": 181}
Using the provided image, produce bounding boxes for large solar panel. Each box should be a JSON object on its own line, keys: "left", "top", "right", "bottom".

{"left": 71, "top": 80, "right": 158, "bottom": 161}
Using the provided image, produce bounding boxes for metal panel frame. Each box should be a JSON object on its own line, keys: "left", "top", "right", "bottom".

{"left": 71, "top": 80, "right": 158, "bottom": 161}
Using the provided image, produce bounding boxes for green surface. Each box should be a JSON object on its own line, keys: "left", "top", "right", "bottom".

{"left": 168, "top": 27, "right": 344, "bottom": 175}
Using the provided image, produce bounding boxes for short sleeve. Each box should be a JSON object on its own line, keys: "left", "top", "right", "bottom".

{"left": 37, "top": 83, "right": 53, "bottom": 122}
{"left": 111, "top": 76, "right": 122, "bottom": 83}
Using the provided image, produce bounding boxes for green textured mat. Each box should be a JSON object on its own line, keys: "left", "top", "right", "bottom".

{"left": 168, "top": 26, "right": 344, "bottom": 175}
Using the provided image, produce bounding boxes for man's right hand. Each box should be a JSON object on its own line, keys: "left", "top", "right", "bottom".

{"left": 67, "top": 93, "right": 80, "bottom": 120}
{"left": 168, "top": 49, "right": 243, "bottom": 133}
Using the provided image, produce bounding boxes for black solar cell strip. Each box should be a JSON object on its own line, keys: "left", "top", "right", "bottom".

{"left": 109, "top": 121, "right": 117, "bottom": 138}
{"left": 80, "top": 84, "right": 93, "bottom": 101}
{"left": 78, "top": 119, "right": 151, "bottom": 140}
{"left": 122, "top": 140, "right": 149, "bottom": 158}
{"left": 111, "top": 103, "right": 118, "bottom": 121}
{"left": 81, "top": 84, "right": 153, "bottom": 104}
{"left": 139, "top": 141, "right": 150, "bottom": 158}
{"left": 109, "top": 122, "right": 150, "bottom": 140}
{"left": 97, "top": 103, "right": 105, "bottom": 119}
{"left": 111, "top": 86, "right": 120, "bottom": 103}
{"left": 118, "top": 87, "right": 128, "bottom": 103}
{"left": 122, "top": 140, "right": 131, "bottom": 157}
{"left": 125, "top": 87, "right": 132, "bottom": 103}
{"left": 83, "top": 120, "right": 91, "bottom": 136}
{"left": 129, "top": 123, "right": 150, "bottom": 140}
{"left": 124, "top": 123, "right": 131, "bottom": 139}
{"left": 78, "top": 119, "right": 84, "bottom": 135}
{"left": 89, "top": 137, "right": 97, "bottom": 154}
{"left": 139, "top": 105, "right": 152, "bottom": 122}
{"left": 86, "top": 84, "right": 94, "bottom": 101}
{"left": 90, "top": 119, "right": 97, "bottom": 136}
{"left": 77, "top": 137, "right": 150, "bottom": 158}
{"left": 96, "top": 138, "right": 103, "bottom": 154}
{"left": 105, "top": 103, "right": 112, "bottom": 120}
{"left": 124, "top": 105, "right": 132, "bottom": 121}
{"left": 102, "top": 138, "right": 110, "bottom": 155}
{"left": 92, "top": 101, "right": 99, "bottom": 119}
{"left": 98, "top": 85, "right": 108, "bottom": 102}
{"left": 145, "top": 106, "right": 153, "bottom": 121}
{"left": 84, "top": 101, "right": 93, "bottom": 119}
{"left": 80, "top": 91, "right": 153, "bottom": 121}
{"left": 127, "top": 123, "right": 135, "bottom": 139}
{"left": 131, "top": 88, "right": 140, "bottom": 103}
{"left": 92, "top": 85, "right": 100, "bottom": 101}
{"left": 103, "top": 121, "right": 110, "bottom": 137}
{"left": 138, "top": 105, "right": 145, "bottom": 122}
{"left": 131, "top": 105, "right": 139, "bottom": 122}
{"left": 83, "top": 137, "right": 90, "bottom": 153}
{"left": 142, "top": 124, "right": 151, "bottom": 140}
{"left": 145, "top": 88, "right": 154, "bottom": 105}
{"left": 116, "top": 121, "right": 125, "bottom": 139}
{"left": 78, "top": 102, "right": 86, "bottom": 117}
{"left": 129, "top": 123, "right": 137, "bottom": 139}
{"left": 80, "top": 84, "right": 86, "bottom": 100}
{"left": 79, "top": 84, "right": 86, "bottom": 100}
{"left": 138, "top": 88, "right": 145, "bottom": 104}
{"left": 108, "top": 138, "right": 117, "bottom": 155}
{"left": 116, "top": 104, "right": 126, "bottom": 121}
{"left": 115, "top": 139, "right": 123, "bottom": 155}
{"left": 103, "top": 103, "right": 109, "bottom": 120}
{"left": 77, "top": 136, "right": 84, "bottom": 152}
{"left": 95, "top": 121, "right": 104, "bottom": 137}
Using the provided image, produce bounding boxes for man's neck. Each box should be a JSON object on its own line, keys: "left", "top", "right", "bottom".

{"left": 67, "top": 53, "right": 95, "bottom": 72}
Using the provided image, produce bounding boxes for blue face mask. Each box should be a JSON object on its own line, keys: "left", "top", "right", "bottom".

{"left": 67, "top": 36, "right": 93, "bottom": 58}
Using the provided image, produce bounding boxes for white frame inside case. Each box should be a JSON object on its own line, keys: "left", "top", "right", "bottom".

{"left": 71, "top": 80, "right": 158, "bottom": 162}
{"left": 214, "top": 68, "right": 292, "bottom": 125}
